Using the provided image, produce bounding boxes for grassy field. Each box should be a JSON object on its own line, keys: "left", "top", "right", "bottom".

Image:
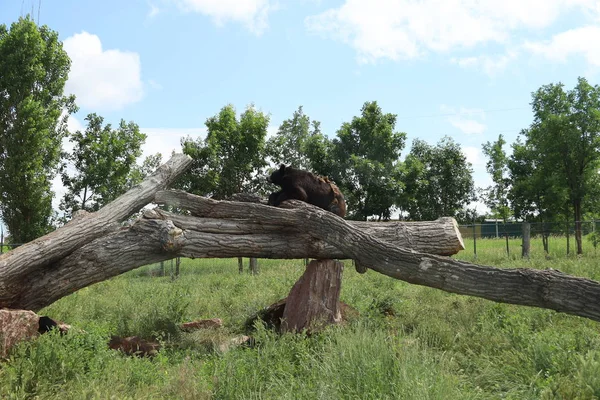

{"left": 2, "top": 237, "right": 600, "bottom": 399}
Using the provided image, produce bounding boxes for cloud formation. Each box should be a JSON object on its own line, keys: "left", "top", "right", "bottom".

{"left": 63, "top": 32, "right": 144, "bottom": 111}
{"left": 175, "top": 0, "right": 275, "bottom": 35}
{"left": 305, "top": 0, "right": 599, "bottom": 72}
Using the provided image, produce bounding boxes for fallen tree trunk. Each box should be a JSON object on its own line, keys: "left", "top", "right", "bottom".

{"left": 155, "top": 191, "right": 600, "bottom": 323}
{"left": 3, "top": 207, "right": 462, "bottom": 311}
{"left": 0, "top": 154, "right": 193, "bottom": 308}
{"left": 3, "top": 178, "right": 600, "bottom": 324}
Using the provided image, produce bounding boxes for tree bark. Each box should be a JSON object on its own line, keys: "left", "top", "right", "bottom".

{"left": 2, "top": 184, "right": 600, "bottom": 324}
{"left": 281, "top": 259, "right": 343, "bottom": 333}
{"left": 522, "top": 222, "right": 530, "bottom": 259}
{"left": 0, "top": 154, "right": 193, "bottom": 308}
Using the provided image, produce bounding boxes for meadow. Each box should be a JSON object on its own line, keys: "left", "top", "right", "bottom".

{"left": 2, "top": 237, "right": 600, "bottom": 399}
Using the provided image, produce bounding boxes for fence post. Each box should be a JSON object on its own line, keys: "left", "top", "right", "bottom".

{"left": 566, "top": 220, "right": 570, "bottom": 256}
{"left": 238, "top": 257, "right": 243, "bottom": 274}
{"left": 522, "top": 222, "right": 530, "bottom": 259}
{"left": 249, "top": 257, "right": 259, "bottom": 275}
{"left": 472, "top": 223, "right": 477, "bottom": 260}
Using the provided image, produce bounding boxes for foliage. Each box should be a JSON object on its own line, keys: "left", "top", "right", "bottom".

{"left": 482, "top": 134, "right": 511, "bottom": 222}
{"left": 179, "top": 104, "right": 270, "bottom": 198}
{"left": 266, "top": 105, "right": 320, "bottom": 170}
{"left": 519, "top": 77, "right": 600, "bottom": 254}
{"left": 0, "top": 16, "right": 76, "bottom": 243}
{"left": 330, "top": 101, "right": 406, "bottom": 221}
{"left": 59, "top": 113, "right": 146, "bottom": 219}
{"left": 402, "top": 136, "right": 475, "bottom": 220}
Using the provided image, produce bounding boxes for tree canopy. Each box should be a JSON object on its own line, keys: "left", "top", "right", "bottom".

{"left": 0, "top": 16, "right": 75, "bottom": 244}
{"left": 179, "top": 104, "right": 270, "bottom": 198}
{"left": 403, "top": 137, "right": 475, "bottom": 221}
{"left": 59, "top": 113, "right": 147, "bottom": 219}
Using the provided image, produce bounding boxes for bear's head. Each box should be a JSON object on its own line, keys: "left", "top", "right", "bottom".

{"left": 267, "top": 164, "right": 287, "bottom": 185}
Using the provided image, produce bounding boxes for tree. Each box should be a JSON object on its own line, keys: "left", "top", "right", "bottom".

{"left": 482, "top": 134, "right": 511, "bottom": 222}
{"left": 508, "top": 137, "right": 567, "bottom": 253}
{"left": 522, "top": 77, "right": 600, "bottom": 254}
{"left": 179, "top": 104, "right": 270, "bottom": 198}
{"left": 330, "top": 101, "right": 406, "bottom": 221}
{"left": 266, "top": 106, "right": 320, "bottom": 170}
{"left": 59, "top": 113, "right": 146, "bottom": 219}
{"left": 0, "top": 17, "right": 76, "bottom": 244}
{"left": 402, "top": 137, "right": 475, "bottom": 221}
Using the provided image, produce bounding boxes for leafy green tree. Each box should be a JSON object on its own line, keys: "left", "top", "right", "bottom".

{"left": 482, "top": 134, "right": 511, "bottom": 222}
{"left": 402, "top": 137, "right": 475, "bottom": 221}
{"left": 521, "top": 77, "right": 600, "bottom": 254}
{"left": 266, "top": 106, "right": 321, "bottom": 170}
{"left": 179, "top": 104, "right": 270, "bottom": 198}
{"left": 0, "top": 16, "right": 76, "bottom": 244}
{"left": 330, "top": 101, "right": 406, "bottom": 221}
{"left": 59, "top": 113, "right": 146, "bottom": 219}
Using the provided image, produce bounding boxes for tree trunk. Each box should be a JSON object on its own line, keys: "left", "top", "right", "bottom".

{"left": 0, "top": 153, "right": 193, "bottom": 308}
{"left": 281, "top": 259, "right": 343, "bottom": 333}
{"left": 574, "top": 200, "right": 583, "bottom": 255}
{"left": 249, "top": 257, "right": 259, "bottom": 275}
{"left": 3, "top": 171, "right": 600, "bottom": 324}
{"left": 522, "top": 222, "right": 530, "bottom": 259}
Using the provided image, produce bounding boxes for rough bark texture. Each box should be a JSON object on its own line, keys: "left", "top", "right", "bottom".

{"left": 0, "top": 154, "right": 193, "bottom": 308}
{"left": 281, "top": 259, "right": 343, "bottom": 333}
{"left": 1, "top": 171, "right": 600, "bottom": 325}
{"left": 154, "top": 191, "right": 600, "bottom": 323}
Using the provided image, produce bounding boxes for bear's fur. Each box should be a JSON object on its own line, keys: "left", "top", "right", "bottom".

{"left": 267, "top": 164, "right": 346, "bottom": 217}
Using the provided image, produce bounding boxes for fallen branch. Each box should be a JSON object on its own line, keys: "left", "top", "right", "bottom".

{"left": 156, "top": 190, "right": 600, "bottom": 323}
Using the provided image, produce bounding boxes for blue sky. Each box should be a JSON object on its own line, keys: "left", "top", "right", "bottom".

{"left": 1, "top": 0, "right": 600, "bottom": 216}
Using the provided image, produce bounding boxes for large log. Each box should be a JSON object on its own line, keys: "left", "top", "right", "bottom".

{"left": 156, "top": 191, "right": 600, "bottom": 323}
{"left": 3, "top": 184, "right": 600, "bottom": 325}
{"left": 3, "top": 207, "right": 461, "bottom": 310}
{"left": 0, "top": 154, "right": 193, "bottom": 308}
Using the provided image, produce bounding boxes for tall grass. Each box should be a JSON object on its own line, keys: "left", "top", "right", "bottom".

{"left": 2, "top": 238, "right": 600, "bottom": 399}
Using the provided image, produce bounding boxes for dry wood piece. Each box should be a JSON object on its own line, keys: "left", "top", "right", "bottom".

{"left": 1, "top": 159, "right": 600, "bottom": 326}
{"left": 281, "top": 259, "right": 343, "bottom": 333}
{"left": 0, "top": 154, "right": 193, "bottom": 308}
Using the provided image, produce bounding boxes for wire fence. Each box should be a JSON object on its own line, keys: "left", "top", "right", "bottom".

{"left": 458, "top": 220, "right": 600, "bottom": 258}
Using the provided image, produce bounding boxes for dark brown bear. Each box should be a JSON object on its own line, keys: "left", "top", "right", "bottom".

{"left": 267, "top": 164, "right": 346, "bottom": 218}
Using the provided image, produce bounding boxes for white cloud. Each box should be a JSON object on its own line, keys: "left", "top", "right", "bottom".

{"left": 524, "top": 25, "right": 600, "bottom": 67}
{"left": 147, "top": 79, "right": 163, "bottom": 90}
{"left": 141, "top": 127, "right": 206, "bottom": 160}
{"left": 452, "top": 50, "right": 518, "bottom": 76}
{"left": 441, "top": 105, "right": 487, "bottom": 135}
{"left": 175, "top": 0, "right": 275, "bottom": 35}
{"left": 305, "top": 0, "right": 598, "bottom": 64}
{"left": 63, "top": 32, "right": 144, "bottom": 111}
{"left": 462, "top": 146, "right": 485, "bottom": 167}
{"left": 148, "top": 3, "right": 161, "bottom": 18}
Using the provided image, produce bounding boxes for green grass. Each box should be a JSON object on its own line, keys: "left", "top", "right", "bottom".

{"left": 2, "top": 239, "right": 600, "bottom": 399}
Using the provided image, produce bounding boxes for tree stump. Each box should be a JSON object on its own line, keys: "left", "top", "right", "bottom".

{"left": 281, "top": 259, "right": 343, "bottom": 334}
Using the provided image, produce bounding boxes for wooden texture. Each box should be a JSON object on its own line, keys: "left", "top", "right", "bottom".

{"left": 281, "top": 259, "right": 343, "bottom": 333}
{"left": 1, "top": 172, "right": 600, "bottom": 325}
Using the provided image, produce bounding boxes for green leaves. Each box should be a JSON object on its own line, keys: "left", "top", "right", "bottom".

{"left": 331, "top": 101, "right": 406, "bottom": 221}
{"left": 179, "top": 104, "right": 270, "bottom": 198}
{"left": 403, "top": 137, "right": 475, "bottom": 221}
{"left": 0, "top": 17, "right": 74, "bottom": 243}
{"left": 60, "top": 113, "right": 146, "bottom": 218}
